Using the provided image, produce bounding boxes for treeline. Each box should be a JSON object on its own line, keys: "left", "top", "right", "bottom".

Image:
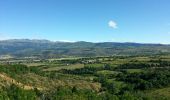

{"left": 117, "top": 69, "right": 170, "bottom": 90}
{"left": 117, "top": 60, "right": 170, "bottom": 69}
{"left": 60, "top": 67, "right": 97, "bottom": 75}
{"left": 92, "top": 75, "right": 159, "bottom": 100}
{"left": 0, "top": 64, "right": 47, "bottom": 80}
{"left": 60, "top": 64, "right": 114, "bottom": 75}
{"left": 0, "top": 64, "right": 30, "bottom": 78}
{"left": 117, "top": 63, "right": 151, "bottom": 69}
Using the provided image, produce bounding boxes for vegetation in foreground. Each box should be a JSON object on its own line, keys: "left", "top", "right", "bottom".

{"left": 0, "top": 55, "right": 170, "bottom": 99}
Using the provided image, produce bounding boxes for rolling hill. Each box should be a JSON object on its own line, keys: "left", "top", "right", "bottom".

{"left": 0, "top": 39, "right": 170, "bottom": 58}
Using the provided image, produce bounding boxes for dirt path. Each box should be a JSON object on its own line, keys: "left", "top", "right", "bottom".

{"left": 0, "top": 73, "right": 42, "bottom": 90}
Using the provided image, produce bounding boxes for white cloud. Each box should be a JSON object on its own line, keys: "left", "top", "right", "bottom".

{"left": 108, "top": 20, "right": 118, "bottom": 29}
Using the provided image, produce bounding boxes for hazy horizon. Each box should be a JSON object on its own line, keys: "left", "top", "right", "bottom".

{"left": 0, "top": 38, "right": 169, "bottom": 45}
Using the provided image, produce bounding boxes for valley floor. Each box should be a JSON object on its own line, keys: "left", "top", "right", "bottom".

{"left": 0, "top": 55, "right": 170, "bottom": 100}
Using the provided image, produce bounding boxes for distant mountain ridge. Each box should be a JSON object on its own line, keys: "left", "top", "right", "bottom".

{"left": 0, "top": 39, "right": 170, "bottom": 58}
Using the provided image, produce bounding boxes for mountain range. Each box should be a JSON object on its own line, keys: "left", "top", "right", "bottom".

{"left": 0, "top": 39, "right": 170, "bottom": 58}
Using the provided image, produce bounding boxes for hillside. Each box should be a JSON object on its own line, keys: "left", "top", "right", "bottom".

{"left": 0, "top": 39, "right": 170, "bottom": 58}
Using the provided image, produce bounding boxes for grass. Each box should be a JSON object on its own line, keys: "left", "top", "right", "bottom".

{"left": 17, "top": 73, "right": 101, "bottom": 91}
{"left": 24, "top": 63, "right": 46, "bottom": 67}
{"left": 145, "top": 87, "right": 170, "bottom": 99}
{"left": 43, "top": 63, "right": 84, "bottom": 71}
{"left": 97, "top": 70, "right": 120, "bottom": 75}
{"left": 126, "top": 69, "right": 144, "bottom": 73}
{"left": 132, "top": 57, "right": 150, "bottom": 62}
{"left": 86, "top": 64, "right": 104, "bottom": 68}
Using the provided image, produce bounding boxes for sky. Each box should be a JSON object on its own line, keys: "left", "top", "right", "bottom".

{"left": 0, "top": 0, "right": 170, "bottom": 44}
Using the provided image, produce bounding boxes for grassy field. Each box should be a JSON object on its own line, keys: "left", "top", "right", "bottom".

{"left": 145, "top": 87, "right": 170, "bottom": 100}
{"left": 24, "top": 63, "right": 46, "bottom": 67}
{"left": 96, "top": 70, "right": 121, "bottom": 75}
{"left": 43, "top": 63, "right": 84, "bottom": 71}
{"left": 126, "top": 69, "right": 144, "bottom": 73}
{"left": 85, "top": 63, "right": 104, "bottom": 68}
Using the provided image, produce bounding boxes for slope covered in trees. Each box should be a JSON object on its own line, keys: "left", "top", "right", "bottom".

{"left": 0, "top": 39, "right": 170, "bottom": 58}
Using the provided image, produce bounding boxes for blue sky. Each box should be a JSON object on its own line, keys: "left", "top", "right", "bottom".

{"left": 0, "top": 0, "right": 170, "bottom": 43}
